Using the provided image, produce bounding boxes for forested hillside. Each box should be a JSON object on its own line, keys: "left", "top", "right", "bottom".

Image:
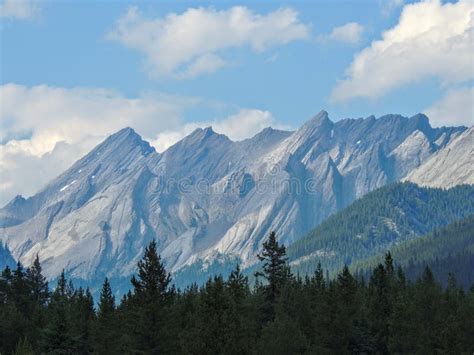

{"left": 1, "top": 235, "right": 473, "bottom": 354}
{"left": 353, "top": 215, "right": 474, "bottom": 288}
{"left": 287, "top": 182, "right": 474, "bottom": 276}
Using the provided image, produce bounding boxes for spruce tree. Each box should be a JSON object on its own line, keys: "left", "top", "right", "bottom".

{"left": 94, "top": 277, "right": 117, "bottom": 354}
{"left": 368, "top": 262, "right": 391, "bottom": 353}
{"left": 69, "top": 287, "right": 94, "bottom": 353}
{"left": 442, "top": 274, "right": 463, "bottom": 352}
{"left": 98, "top": 277, "right": 115, "bottom": 317}
{"left": 458, "top": 285, "right": 474, "bottom": 352}
{"left": 226, "top": 265, "right": 248, "bottom": 302}
{"left": 174, "top": 283, "right": 201, "bottom": 352}
{"left": 196, "top": 276, "right": 232, "bottom": 353}
{"left": 413, "top": 266, "right": 443, "bottom": 352}
{"left": 307, "top": 262, "right": 330, "bottom": 348}
{"left": 225, "top": 265, "right": 255, "bottom": 353}
{"left": 131, "top": 240, "right": 171, "bottom": 300}
{"left": 129, "top": 240, "right": 172, "bottom": 353}
{"left": 25, "top": 255, "right": 49, "bottom": 305}
{"left": 13, "top": 337, "right": 34, "bottom": 355}
{"left": 327, "top": 266, "right": 359, "bottom": 352}
{"left": 11, "top": 262, "right": 29, "bottom": 317}
{"left": 41, "top": 271, "right": 73, "bottom": 353}
{"left": 255, "top": 231, "right": 292, "bottom": 321}
{"left": 388, "top": 266, "right": 417, "bottom": 353}
{"left": 0, "top": 265, "right": 12, "bottom": 301}
{"left": 25, "top": 255, "right": 49, "bottom": 349}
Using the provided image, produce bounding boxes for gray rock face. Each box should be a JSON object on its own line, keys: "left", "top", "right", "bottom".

{"left": 0, "top": 112, "right": 467, "bottom": 283}
{"left": 405, "top": 126, "right": 474, "bottom": 188}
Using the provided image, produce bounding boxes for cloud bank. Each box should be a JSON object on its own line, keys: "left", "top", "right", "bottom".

{"left": 0, "top": 0, "right": 40, "bottom": 20}
{"left": 318, "top": 22, "right": 364, "bottom": 44}
{"left": 0, "top": 84, "right": 284, "bottom": 205}
{"left": 331, "top": 0, "right": 474, "bottom": 102}
{"left": 107, "top": 6, "right": 311, "bottom": 79}
{"left": 424, "top": 86, "right": 474, "bottom": 127}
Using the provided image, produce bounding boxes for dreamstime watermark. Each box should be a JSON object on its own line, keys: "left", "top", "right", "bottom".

{"left": 148, "top": 163, "right": 321, "bottom": 196}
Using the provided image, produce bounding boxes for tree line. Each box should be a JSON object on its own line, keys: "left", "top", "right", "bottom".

{"left": 1, "top": 231, "right": 473, "bottom": 354}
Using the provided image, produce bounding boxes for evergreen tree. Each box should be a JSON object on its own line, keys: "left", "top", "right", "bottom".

{"left": 0, "top": 294, "right": 28, "bottom": 354}
{"left": 69, "top": 287, "right": 94, "bottom": 353}
{"left": 258, "top": 311, "right": 309, "bottom": 355}
{"left": 98, "top": 277, "right": 115, "bottom": 316}
{"left": 458, "top": 285, "right": 474, "bottom": 352}
{"left": 307, "top": 262, "right": 330, "bottom": 349}
{"left": 225, "top": 265, "right": 256, "bottom": 353}
{"left": 131, "top": 240, "right": 171, "bottom": 300}
{"left": 195, "top": 276, "right": 233, "bottom": 353}
{"left": 11, "top": 262, "right": 29, "bottom": 317}
{"left": 327, "top": 266, "right": 359, "bottom": 352}
{"left": 388, "top": 266, "right": 417, "bottom": 353}
{"left": 129, "top": 240, "right": 173, "bottom": 353}
{"left": 1, "top": 245, "right": 473, "bottom": 354}
{"left": 227, "top": 265, "right": 248, "bottom": 302}
{"left": 41, "top": 271, "right": 73, "bottom": 354}
{"left": 440, "top": 274, "right": 464, "bottom": 352}
{"left": 25, "top": 255, "right": 49, "bottom": 349}
{"left": 174, "top": 284, "right": 201, "bottom": 352}
{"left": 13, "top": 337, "right": 34, "bottom": 355}
{"left": 94, "top": 277, "right": 118, "bottom": 354}
{"left": 413, "top": 266, "right": 443, "bottom": 352}
{"left": 25, "top": 255, "right": 49, "bottom": 305}
{"left": 368, "top": 262, "right": 391, "bottom": 353}
{"left": 255, "top": 231, "right": 292, "bottom": 321}
{"left": 0, "top": 265, "right": 12, "bottom": 303}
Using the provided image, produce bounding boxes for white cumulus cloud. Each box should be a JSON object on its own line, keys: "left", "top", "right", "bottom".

{"left": 0, "top": 84, "right": 196, "bottom": 156}
{"left": 0, "top": 84, "right": 195, "bottom": 204}
{"left": 107, "top": 6, "right": 310, "bottom": 79}
{"left": 0, "top": 0, "right": 40, "bottom": 20}
{"left": 424, "top": 86, "right": 474, "bottom": 127}
{"left": 318, "top": 22, "right": 364, "bottom": 44}
{"left": 331, "top": 0, "right": 474, "bottom": 102}
{"left": 381, "top": 0, "right": 405, "bottom": 16}
{"left": 0, "top": 84, "right": 284, "bottom": 205}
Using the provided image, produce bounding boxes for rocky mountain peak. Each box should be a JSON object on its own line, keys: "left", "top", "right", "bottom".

{"left": 305, "top": 110, "right": 331, "bottom": 127}
{"left": 99, "top": 126, "right": 155, "bottom": 156}
{"left": 1, "top": 111, "right": 470, "bottom": 292}
{"left": 282, "top": 110, "right": 333, "bottom": 157}
{"left": 179, "top": 126, "right": 230, "bottom": 146}
{"left": 245, "top": 127, "right": 292, "bottom": 143}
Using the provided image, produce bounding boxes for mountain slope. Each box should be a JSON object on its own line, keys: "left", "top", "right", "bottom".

{"left": 0, "top": 128, "right": 157, "bottom": 280}
{"left": 353, "top": 215, "right": 474, "bottom": 288}
{"left": 405, "top": 126, "right": 473, "bottom": 188}
{"left": 287, "top": 183, "right": 474, "bottom": 275}
{"left": 0, "top": 112, "right": 467, "bottom": 288}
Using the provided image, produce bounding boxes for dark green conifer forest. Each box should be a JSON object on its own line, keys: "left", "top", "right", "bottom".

{"left": 287, "top": 183, "right": 474, "bottom": 278}
{"left": 1, "top": 235, "right": 473, "bottom": 354}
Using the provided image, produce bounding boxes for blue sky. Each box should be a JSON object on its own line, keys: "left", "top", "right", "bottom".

{"left": 0, "top": 0, "right": 473, "bottom": 204}
{"left": 2, "top": 0, "right": 438, "bottom": 124}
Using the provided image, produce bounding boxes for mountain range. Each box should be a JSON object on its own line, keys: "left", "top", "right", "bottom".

{"left": 0, "top": 111, "right": 472, "bottom": 289}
